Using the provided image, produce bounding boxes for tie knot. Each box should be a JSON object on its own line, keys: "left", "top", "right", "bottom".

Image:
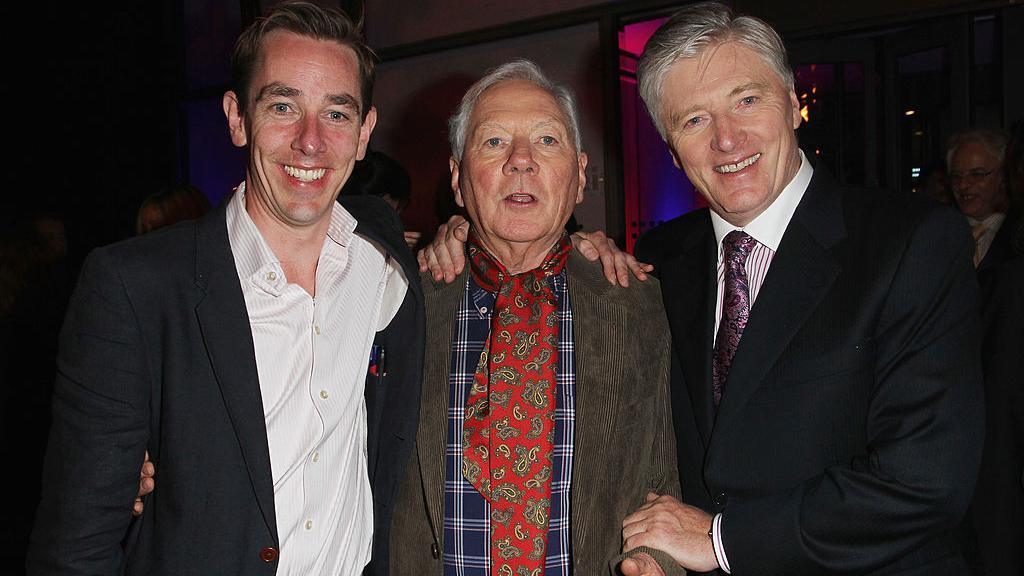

{"left": 723, "top": 230, "right": 756, "bottom": 266}
{"left": 970, "top": 222, "right": 988, "bottom": 241}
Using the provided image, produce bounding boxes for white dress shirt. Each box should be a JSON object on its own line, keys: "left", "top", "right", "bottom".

{"left": 226, "top": 184, "right": 407, "bottom": 575}
{"left": 967, "top": 212, "right": 1006, "bottom": 266}
{"left": 708, "top": 150, "right": 814, "bottom": 572}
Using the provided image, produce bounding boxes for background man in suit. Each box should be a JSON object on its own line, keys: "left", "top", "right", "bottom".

{"left": 27, "top": 2, "right": 423, "bottom": 575}
{"left": 946, "top": 128, "right": 1020, "bottom": 293}
{"left": 390, "top": 60, "right": 681, "bottom": 575}
{"left": 621, "top": 3, "right": 984, "bottom": 574}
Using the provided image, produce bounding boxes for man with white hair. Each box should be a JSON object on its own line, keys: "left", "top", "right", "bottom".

{"left": 619, "top": 3, "right": 984, "bottom": 575}
{"left": 391, "top": 59, "right": 681, "bottom": 576}
{"left": 946, "top": 128, "right": 1019, "bottom": 283}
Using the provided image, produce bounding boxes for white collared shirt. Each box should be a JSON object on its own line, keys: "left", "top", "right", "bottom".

{"left": 225, "top": 183, "right": 407, "bottom": 575}
{"left": 710, "top": 150, "right": 814, "bottom": 340}
{"left": 967, "top": 211, "right": 1006, "bottom": 266}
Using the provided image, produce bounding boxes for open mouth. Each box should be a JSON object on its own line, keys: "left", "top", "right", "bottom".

{"left": 284, "top": 165, "right": 327, "bottom": 183}
{"left": 504, "top": 193, "right": 536, "bottom": 204}
{"left": 714, "top": 153, "right": 761, "bottom": 174}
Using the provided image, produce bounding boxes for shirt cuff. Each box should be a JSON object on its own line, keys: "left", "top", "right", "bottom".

{"left": 711, "top": 512, "right": 732, "bottom": 574}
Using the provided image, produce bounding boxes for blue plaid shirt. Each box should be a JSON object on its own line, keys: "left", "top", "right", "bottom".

{"left": 443, "top": 271, "right": 575, "bottom": 575}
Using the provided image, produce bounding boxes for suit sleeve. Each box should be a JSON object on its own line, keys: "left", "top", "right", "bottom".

{"left": 722, "top": 207, "right": 985, "bottom": 573}
{"left": 650, "top": 292, "right": 682, "bottom": 501}
{"left": 27, "top": 248, "right": 152, "bottom": 575}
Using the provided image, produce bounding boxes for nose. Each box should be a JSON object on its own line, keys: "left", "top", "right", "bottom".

{"left": 502, "top": 139, "right": 538, "bottom": 176}
{"left": 292, "top": 114, "right": 325, "bottom": 155}
{"left": 711, "top": 115, "right": 745, "bottom": 152}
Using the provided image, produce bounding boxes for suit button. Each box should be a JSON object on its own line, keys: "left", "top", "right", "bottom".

{"left": 431, "top": 542, "right": 440, "bottom": 559}
{"left": 259, "top": 546, "right": 279, "bottom": 563}
{"left": 714, "top": 492, "right": 728, "bottom": 507}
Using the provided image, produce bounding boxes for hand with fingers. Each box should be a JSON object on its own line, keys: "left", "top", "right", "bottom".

{"left": 132, "top": 451, "right": 155, "bottom": 517}
{"left": 570, "top": 229, "right": 653, "bottom": 287}
{"left": 417, "top": 215, "right": 653, "bottom": 287}
{"left": 417, "top": 215, "right": 470, "bottom": 283}
{"left": 620, "top": 551, "right": 668, "bottom": 576}
{"left": 622, "top": 492, "right": 718, "bottom": 573}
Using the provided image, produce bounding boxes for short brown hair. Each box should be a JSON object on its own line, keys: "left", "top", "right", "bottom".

{"left": 230, "top": 0, "right": 376, "bottom": 119}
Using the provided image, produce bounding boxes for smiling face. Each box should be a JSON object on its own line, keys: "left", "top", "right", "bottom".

{"left": 451, "top": 80, "right": 586, "bottom": 271}
{"left": 223, "top": 30, "right": 376, "bottom": 237}
{"left": 950, "top": 141, "right": 1007, "bottom": 220}
{"left": 659, "top": 41, "right": 802, "bottom": 227}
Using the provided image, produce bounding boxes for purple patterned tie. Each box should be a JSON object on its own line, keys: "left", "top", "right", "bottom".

{"left": 713, "top": 230, "right": 757, "bottom": 407}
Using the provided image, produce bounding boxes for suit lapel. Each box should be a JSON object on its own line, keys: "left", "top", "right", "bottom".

{"left": 713, "top": 168, "right": 846, "bottom": 437}
{"left": 661, "top": 218, "right": 717, "bottom": 447}
{"left": 192, "top": 206, "right": 278, "bottom": 543}
{"left": 419, "top": 270, "right": 465, "bottom": 542}
{"left": 565, "top": 253, "right": 629, "bottom": 556}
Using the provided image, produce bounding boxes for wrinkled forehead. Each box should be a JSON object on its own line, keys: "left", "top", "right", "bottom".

{"left": 470, "top": 80, "right": 570, "bottom": 131}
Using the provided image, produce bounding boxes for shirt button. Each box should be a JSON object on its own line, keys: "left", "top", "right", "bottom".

{"left": 312, "top": 451, "right": 320, "bottom": 463}
{"left": 305, "top": 519, "right": 313, "bottom": 530}
{"left": 319, "top": 390, "right": 329, "bottom": 399}
{"left": 265, "top": 271, "right": 277, "bottom": 282}
{"left": 314, "top": 325, "right": 321, "bottom": 335}
{"left": 480, "top": 306, "right": 488, "bottom": 314}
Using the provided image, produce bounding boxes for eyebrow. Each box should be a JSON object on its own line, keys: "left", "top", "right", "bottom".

{"left": 327, "top": 93, "right": 361, "bottom": 115}
{"left": 729, "top": 81, "right": 769, "bottom": 97}
{"left": 255, "top": 82, "right": 300, "bottom": 102}
{"left": 255, "top": 82, "right": 362, "bottom": 114}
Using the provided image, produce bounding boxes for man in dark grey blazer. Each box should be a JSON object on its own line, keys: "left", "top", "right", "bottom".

{"left": 391, "top": 60, "right": 680, "bottom": 575}
{"left": 28, "top": 3, "right": 422, "bottom": 575}
{"left": 621, "top": 3, "right": 984, "bottom": 575}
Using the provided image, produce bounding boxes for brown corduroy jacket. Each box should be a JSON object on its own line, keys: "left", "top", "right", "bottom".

{"left": 390, "top": 250, "right": 682, "bottom": 575}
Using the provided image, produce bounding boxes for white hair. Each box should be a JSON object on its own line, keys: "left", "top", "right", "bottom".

{"left": 637, "top": 1, "right": 795, "bottom": 139}
{"left": 448, "top": 59, "right": 582, "bottom": 160}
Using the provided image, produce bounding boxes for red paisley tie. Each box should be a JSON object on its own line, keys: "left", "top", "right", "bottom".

{"left": 463, "top": 231, "right": 572, "bottom": 576}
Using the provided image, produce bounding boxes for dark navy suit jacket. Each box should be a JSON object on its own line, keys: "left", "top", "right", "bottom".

{"left": 637, "top": 165, "right": 984, "bottom": 575}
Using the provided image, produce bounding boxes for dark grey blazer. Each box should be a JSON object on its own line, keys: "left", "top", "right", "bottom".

{"left": 637, "top": 165, "right": 985, "bottom": 575}
{"left": 27, "top": 196, "right": 424, "bottom": 576}
{"left": 390, "top": 250, "right": 681, "bottom": 575}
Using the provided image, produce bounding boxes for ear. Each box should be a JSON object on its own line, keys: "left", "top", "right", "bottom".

{"left": 223, "top": 91, "right": 248, "bottom": 148}
{"left": 789, "top": 88, "right": 802, "bottom": 130}
{"left": 450, "top": 156, "right": 464, "bottom": 207}
{"left": 575, "top": 152, "right": 588, "bottom": 205}
{"left": 356, "top": 106, "right": 378, "bottom": 161}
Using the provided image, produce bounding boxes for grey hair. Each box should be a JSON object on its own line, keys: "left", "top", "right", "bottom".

{"left": 637, "top": 1, "right": 795, "bottom": 138}
{"left": 945, "top": 128, "right": 1010, "bottom": 169}
{"left": 448, "top": 59, "right": 583, "bottom": 160}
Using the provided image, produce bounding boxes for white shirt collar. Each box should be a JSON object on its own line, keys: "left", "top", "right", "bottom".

{"left": 226, "top": 181, "right": 358, "bottom": 295}
{"left": 711, "top": 149, "right": 814, "bottom": 254}
{"left": 967, "top": 211, "right": 1006, "bottom": 230}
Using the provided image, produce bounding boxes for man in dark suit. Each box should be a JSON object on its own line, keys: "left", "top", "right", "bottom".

{"left": 946, "top": 128, "right": 1020, "bottom": 297}
{"left": 620, "top": 3, "right": 984, "bottom": 574}
{"left": 27, "top": 3, "right": 422, "bottom": 575}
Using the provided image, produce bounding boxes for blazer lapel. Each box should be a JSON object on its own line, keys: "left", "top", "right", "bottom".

{"left": 565, "top": 253, "right": 629, "bottom": 555}
{"left": 661, "top": 219, "right": 717, "bottom": 447}
{"left": 418, "top": 270, "right": 466, "bottom": 542}
{"left": 192, "top": 206, "right": 278, "bottom": 543}
{"left": 713, "top": 168, "right": 846, "bottom": 437}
